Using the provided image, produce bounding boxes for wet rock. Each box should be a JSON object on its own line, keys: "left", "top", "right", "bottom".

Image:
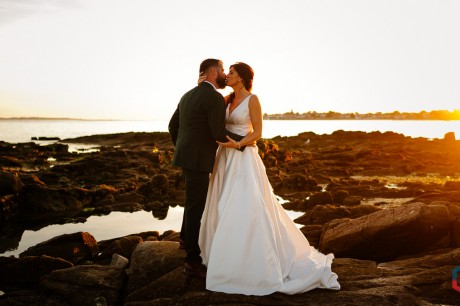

{"left": 295, "top": 204, "right": 351, "bottom": 226}
{"left": 97, "top": 236, "right": 143, "bottom": 262}
{"left": 0, "top": 171, "right": 23, "bottom": 196}
{"left": 307, "top": 191, "right": 333, "bottom": 206}
{"left": 17, "top": 185, "right": 90, "bottom": 222}
{"left": 342, "top": 195, "right": 362, "bottom": 206}
{"left": 20, "top": 232, "right": 99, "bottom": 264}
{"left": 331, "top": 189, "right": 349, "bottom": 204}
{"left": 0, "top": 156, "right": 23, "bottom": 167}
{"left": 0, "top": 255, "right": 73, "bottom": 286}
{"left": 299, "top": 224, "right": 323, "bottom": 248}
{"left": 0, "top": 194, "right": 18, "bottom": 227}
{"left": 274, "top": 174, "right": 321, "bottom": 194}
{"left": 320, "top": 202, "right": 452, "bottom": 261}
{"left": 137, "top": 174, "right": 171, "bottom": 200}
{"left": 40, "top": 264, "right": 126, "bottom": 306}
{"left": 125, "top": 241, "right": 184, "bottom": 295}
{"left": 113, "top": 191, "right": 147, "bottom": 204}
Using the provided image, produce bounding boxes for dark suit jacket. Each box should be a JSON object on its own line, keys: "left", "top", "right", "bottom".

{"left": 168, "top": 82, "right": 244, "bottom": 173}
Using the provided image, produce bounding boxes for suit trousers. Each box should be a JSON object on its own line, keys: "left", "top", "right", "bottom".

{"left": 181, "top": 168, "right": 210, "bottom": 263}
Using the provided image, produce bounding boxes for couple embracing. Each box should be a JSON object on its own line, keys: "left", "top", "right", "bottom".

{"left": 168, "top": 59, "right": 340, "bottom": 296}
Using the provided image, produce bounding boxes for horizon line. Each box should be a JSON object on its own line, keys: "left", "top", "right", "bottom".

{"left": 1, "top": 109, "right": 459, "bottom": 121}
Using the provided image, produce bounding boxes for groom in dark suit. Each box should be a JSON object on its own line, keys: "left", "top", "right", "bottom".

{"left": 168, "top": 58, "right": 242, "bottom": 277}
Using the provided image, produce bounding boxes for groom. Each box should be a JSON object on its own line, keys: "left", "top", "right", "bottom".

{"left": 168, "top": 58, "right": 243, "bottom": 277}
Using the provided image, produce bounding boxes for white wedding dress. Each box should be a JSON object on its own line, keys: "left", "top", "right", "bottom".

{"left": 199, "top": 95, "right": 340, "bottom": 295}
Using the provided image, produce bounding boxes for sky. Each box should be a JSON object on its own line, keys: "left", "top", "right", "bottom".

{"left": 0, "top": 0, "right": 459, "bottom": 120}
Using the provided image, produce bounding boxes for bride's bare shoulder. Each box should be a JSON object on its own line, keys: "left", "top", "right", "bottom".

{"left": 249, "top": 94, "right": 260, "bottom": 105}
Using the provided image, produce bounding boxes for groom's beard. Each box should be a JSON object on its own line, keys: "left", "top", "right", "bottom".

{"left": 216, "top": 74, "right": 227, "bottom": 89}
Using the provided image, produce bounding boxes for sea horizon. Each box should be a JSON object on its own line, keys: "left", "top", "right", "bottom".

{"left": 2, "top": 118, "right": 460, "bottom": 145}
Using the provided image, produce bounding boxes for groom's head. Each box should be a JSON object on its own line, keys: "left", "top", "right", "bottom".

{"left": 200, "top": 58, "right": 226, "bottom": 89}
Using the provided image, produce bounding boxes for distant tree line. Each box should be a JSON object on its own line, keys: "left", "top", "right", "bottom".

{"left": 263, "top": 110, "right": 460, "bottom": 120}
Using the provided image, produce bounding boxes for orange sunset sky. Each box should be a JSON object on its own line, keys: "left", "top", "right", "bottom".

{"left": 0, "top": 0, "right": 459, "bottom": 120}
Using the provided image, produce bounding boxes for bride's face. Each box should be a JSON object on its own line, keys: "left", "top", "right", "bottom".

{"left": 226, "top": 67, "right": 242, "bottom": 87}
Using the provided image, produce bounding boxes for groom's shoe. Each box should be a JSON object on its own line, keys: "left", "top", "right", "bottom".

{"left": 183, "top": 262, "right": 207, "bottom": 278}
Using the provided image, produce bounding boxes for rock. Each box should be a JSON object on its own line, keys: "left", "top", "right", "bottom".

{"left": 331, "top": 189, "right": 349, "bottom": 204}
{"left": 299, "top": 224, "right": 323, "bottom": 248}
{"left": 307, "top": 191, "right": 333, "bottom": 206}
{"left": 342, "top": 195, "right": 363, "bottom": 206}
{"left": 125, "top": 241, "right": 184, "bottom": 295}
{"left": 443, "top": 180, "right": 460, "bottom": 191}
{"left": 137, "top": 174, "right": 171, "bottom": 200}
{"left": 97, "top": 236, "right": 143, "bottom": 261}
{"left": 144, "top": 201, "right": 170, "bottom": 219}
{"left": 0, "top": 171, "right": 23, "bottom": 196}
{"left": 126, "top": 266, "right": 205, "bottom": 303}
{"left": 451, "top": 219, "right": 460, "bottom": 247}
{"left": 20, "top": 232, "right": 99, "bottom": 264}
{"left": 444, "top": 131, "right": 455, "bottom": 141}
{"left": 0, "top": 255, "right": 73, "bottom": 286}
{"left": 295, "top": 204, "right": 351, "bottom": 226}
{"left": 40, "top": 264, "right": 126, "bottom": 306}
{"left": 320, "top": 202, "right": 453, "bottom": 261}
{"left": 113, "top": 192, "right": 147, "bottom": 204}
{"left": 110, "top": 254, "right": 129, "bottom": 269}
{"left": 17, "top": 185, "right": 89, "bottom": 222}
{"left": 274, "top": 174, "right": 321, "bottom": 194}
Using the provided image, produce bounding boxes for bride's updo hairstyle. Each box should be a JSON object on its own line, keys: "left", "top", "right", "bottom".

{"left": 228, "top": 62, "right": 254, "bottom": 104}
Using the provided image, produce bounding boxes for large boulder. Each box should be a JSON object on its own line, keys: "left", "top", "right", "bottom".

{"left": 125, "top": 241, "right": 184, "bottom": 295}
{"left": 40, "top": 263, "right": 126, "bottom": 306}
{"left": 319, "top": 202, "right": 452, "bottom": 261}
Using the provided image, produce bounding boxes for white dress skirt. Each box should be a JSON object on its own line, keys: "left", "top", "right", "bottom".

{"left": 199, "top": 95, "right": 340, "bottom": 295}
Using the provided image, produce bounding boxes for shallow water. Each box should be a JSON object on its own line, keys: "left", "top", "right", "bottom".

{"left": 0, "top": 205, "right": 304, "bottom": 257}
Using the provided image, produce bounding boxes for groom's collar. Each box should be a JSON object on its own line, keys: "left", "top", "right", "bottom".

{"left": 203, "top": 81, "right": 217, "bottom": 90}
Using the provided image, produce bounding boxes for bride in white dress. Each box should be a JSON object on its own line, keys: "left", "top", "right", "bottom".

{"left": 198, "top": 62, "right": 340, "bottom": 295}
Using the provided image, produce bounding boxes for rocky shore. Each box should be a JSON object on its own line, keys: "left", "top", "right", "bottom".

{"left": 1, "top": 130, "right": 460, "bottom": 305}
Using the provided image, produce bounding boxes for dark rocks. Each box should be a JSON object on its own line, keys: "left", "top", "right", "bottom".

{"left": 40, "top": 263, "right": 126, "bottom": 306}
{"left": 126, "top": 241, "right": 184, "bottom": 295}
{"left": 97, "top": 236, "right": 143, "bottom": 262}
{"left": 319, "top": 202, "right": 453, "bottom": 261}
{"left": 17, "top": 185, "right": 89, "bottom": 222}
{"left": 137, "top": 174, "right": 171, "bottom": 200}
{"left": 2, "top": 130, "right": 460, "bottom": 304}
{"left": 0, "top": 255, "right": 73, "bottom": 286}
{"left": 20, "top": 232, "right": 99, "bottom": 264}
{"left": 0, "top": 171, "right": 23, "bottom": 196}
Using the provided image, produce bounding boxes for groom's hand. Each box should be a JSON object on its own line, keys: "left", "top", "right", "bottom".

{"left": 217, "top": 136, "right": 246, "bottom": 151}
{"left": 217, "top": 135, "right": 238, "bottom": 148}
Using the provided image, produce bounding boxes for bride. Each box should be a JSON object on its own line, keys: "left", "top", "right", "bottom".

{"left": 198, "top": 62, "right": 340, "bottom": 295}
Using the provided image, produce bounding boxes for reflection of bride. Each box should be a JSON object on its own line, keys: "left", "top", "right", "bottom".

{"left": 199, "top": 62, "right": 340, "bottom": 295}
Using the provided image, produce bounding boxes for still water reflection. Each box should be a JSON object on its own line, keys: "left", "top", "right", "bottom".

{"left": 1, "top": 205, "right": 303, "bottom": 257}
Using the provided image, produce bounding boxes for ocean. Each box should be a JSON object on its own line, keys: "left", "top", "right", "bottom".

{"left": 1, "top": 119, "right": 460, "bottom": 144}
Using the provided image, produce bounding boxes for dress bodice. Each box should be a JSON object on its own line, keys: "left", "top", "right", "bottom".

{"left": 225, "top": 95, "right": 253, "bottom": 136}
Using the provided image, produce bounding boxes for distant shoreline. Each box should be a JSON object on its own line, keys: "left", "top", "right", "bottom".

{"left": 1, "top": 117, "right": 459, "bottom": 121}
{"left": 2, "top": 109, "right": 459, "bottom": 121}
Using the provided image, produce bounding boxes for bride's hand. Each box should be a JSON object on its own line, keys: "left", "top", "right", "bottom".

{"left": 197, "top": 72, "right": 207, "bottom": 85}
{"left": 217, "top": 135, "right": 239, "bottom": 149}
